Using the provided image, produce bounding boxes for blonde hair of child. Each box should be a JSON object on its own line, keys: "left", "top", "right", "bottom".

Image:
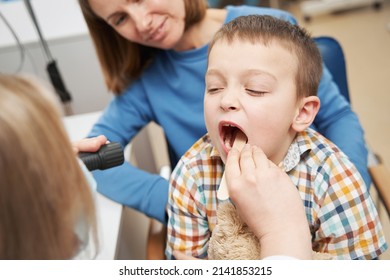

{"left": 0, "top": 74, "right": 97, "bottom": 259}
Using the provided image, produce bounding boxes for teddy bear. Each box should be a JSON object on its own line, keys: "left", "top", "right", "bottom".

{"left": 208, "top": 201, "right": 333, "bottom": 260}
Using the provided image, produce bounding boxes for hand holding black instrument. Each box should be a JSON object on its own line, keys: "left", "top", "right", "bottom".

{"left": 78, "top": 142, "right": 125, "bottom": 171}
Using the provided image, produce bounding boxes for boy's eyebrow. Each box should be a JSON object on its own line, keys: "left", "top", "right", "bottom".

{"left": 205, "top": 69, "right": 222, "bottom": 76}
{"left": 242, "top": 69, "right": 277, "bottom": 81}
{"left": 206, "top": 69, "right": 277, "bottom": 81}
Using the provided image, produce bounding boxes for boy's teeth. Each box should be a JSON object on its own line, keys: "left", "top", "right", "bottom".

{"left": 224, "top": 132, "right": 232, "bottom": 148}
{"left": 225, "top": 141, "right": 232, "bottom": 149}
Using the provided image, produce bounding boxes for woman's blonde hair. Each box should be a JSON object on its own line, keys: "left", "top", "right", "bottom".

{"left": 0, "top": 74, "right": 97, "bottom": 259}
{"left": 78, "top": 0, "right": 207, "bottom": 94}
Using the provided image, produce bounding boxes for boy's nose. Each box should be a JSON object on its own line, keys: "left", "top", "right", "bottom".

{"left": 220, "top": 90, "right": 240, "bottom": 111}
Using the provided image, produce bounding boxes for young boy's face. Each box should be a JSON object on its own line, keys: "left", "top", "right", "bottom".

{"left": 204, "top": 39, "right": 301, "bottom": 164}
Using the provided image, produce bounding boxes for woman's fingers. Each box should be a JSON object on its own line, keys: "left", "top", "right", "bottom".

{"left": 173, "top": 250, "right": 201, "bottom": 260}
{"left": 252, "top": 145, "right": 270, "bottom": 169}
{"left": 239, "top": 144, "right": 256, "bottom": 176}
{"left": 225, "top": 147, "right": 241, "bottom": 180}
{"left": 72, "top": 135, "right": 108, "bottom": 154}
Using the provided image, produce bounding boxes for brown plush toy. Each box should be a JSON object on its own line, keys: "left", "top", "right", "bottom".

{"left": 208, "top": 202, "right": 333, "bottom": 260}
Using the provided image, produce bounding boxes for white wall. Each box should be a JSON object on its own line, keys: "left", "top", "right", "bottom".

{"left": 0, "top": 0, "right": 111, "bottom": 114}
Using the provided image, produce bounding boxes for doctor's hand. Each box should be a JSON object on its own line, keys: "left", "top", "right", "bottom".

{"left": 173, "top": 251, "right": 202, "bottom": 260}
{"left": 225, "top": 144, "right": 312, "bottom": 260}
{"left": 72, "top": 135, "right": 108, "bottom": 154}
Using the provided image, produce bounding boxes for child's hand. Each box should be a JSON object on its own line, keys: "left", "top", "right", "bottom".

{"left": 72, "top": 135, "right": 108, "bottom": 154}
{"left": 225, "top": 144, "right": 312, "bottom": 259}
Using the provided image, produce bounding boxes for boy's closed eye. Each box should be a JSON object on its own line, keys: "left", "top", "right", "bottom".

{"left": 243, "top": 72, "right": 275, "bottom": 95}
{"left": 205, "top": 79, "right": 225, "bottom": 94}
{"left": 245, "top": 88, "right": 268, "bottom": 96}
{"left": 207, "top": 87, "right": 224, "bottom": 94}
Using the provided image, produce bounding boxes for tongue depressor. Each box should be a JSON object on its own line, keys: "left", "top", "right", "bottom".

{"left": 217, "top": 131, "right": 247, "bottom": 200}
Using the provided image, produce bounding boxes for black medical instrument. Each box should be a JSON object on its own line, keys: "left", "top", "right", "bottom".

{"left": 78, "top": 142, "right": 125, "bottom": 171}
{"left": 24, "top": 0, "right": 72, "bottom": 113}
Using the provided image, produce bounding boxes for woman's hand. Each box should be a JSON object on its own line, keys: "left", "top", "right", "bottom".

{"left": 225, "top": 144, "right": 312, "bottom": 259}
{"left": 173, "top": 251, "right": 202, "bottom": 260}
{"left": 72, "top": 135, "right": 108, "bottom": 154}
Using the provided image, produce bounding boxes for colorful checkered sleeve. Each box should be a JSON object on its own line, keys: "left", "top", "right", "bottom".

{"left": 165, "top": 135, "right": 222, "bottom": 259}
{"left": 309, "top": 154, "right": 387, "bottom": 259}
{"left": 166, "top": 159, "right": 211, "bottom": 259}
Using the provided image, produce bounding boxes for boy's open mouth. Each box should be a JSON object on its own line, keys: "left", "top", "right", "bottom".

{"left": 221, "top": 123, "right": 248, "bottom": 150}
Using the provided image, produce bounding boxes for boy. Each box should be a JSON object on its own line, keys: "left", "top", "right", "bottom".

{"left": 166, "top": 15, "right": 387, "bottom": 259}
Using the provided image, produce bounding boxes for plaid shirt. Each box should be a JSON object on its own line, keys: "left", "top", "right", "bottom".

{"left": 166, "top": 128, "right": 387, "bottom": 259}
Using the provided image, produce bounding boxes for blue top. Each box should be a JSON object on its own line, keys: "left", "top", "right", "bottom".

{"left": 89, "top": 6, "right": 369, "bottom": 224}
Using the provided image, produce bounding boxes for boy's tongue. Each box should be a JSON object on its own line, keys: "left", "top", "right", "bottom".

{"left": 218, "top": 130, "right": 247, "bottom": 201}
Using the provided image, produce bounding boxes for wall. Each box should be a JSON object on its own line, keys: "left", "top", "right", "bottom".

{"left": 0, "top": 0, "right": 111, "bottom": 114}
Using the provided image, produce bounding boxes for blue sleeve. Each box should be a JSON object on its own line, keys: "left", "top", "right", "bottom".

{"left": 313, "top": 66, "right": 371, "bottom": 187}
{"left": 93, "top": 165, "right": 168, "bottom": 224}
{"left": 88, "top": 86, "right": 168, "bottom": 224}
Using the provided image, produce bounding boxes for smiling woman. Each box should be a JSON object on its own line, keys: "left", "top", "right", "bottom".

{"left": 78, "top": 0, "right": 207, "bottom": 93}
{"left": 88, "top": 0, "right": 186, "bottom": 48}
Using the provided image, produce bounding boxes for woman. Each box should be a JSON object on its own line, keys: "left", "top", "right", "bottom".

{"left": 77, "top": 0, "right": 369, "bottom": 224}
{"left": 0, "top": 74, "right": 97, "bottom": 259}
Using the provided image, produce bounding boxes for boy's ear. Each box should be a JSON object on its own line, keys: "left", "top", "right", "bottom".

{"left": 292, "top": 96, "right": 320, "bottom": 132}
